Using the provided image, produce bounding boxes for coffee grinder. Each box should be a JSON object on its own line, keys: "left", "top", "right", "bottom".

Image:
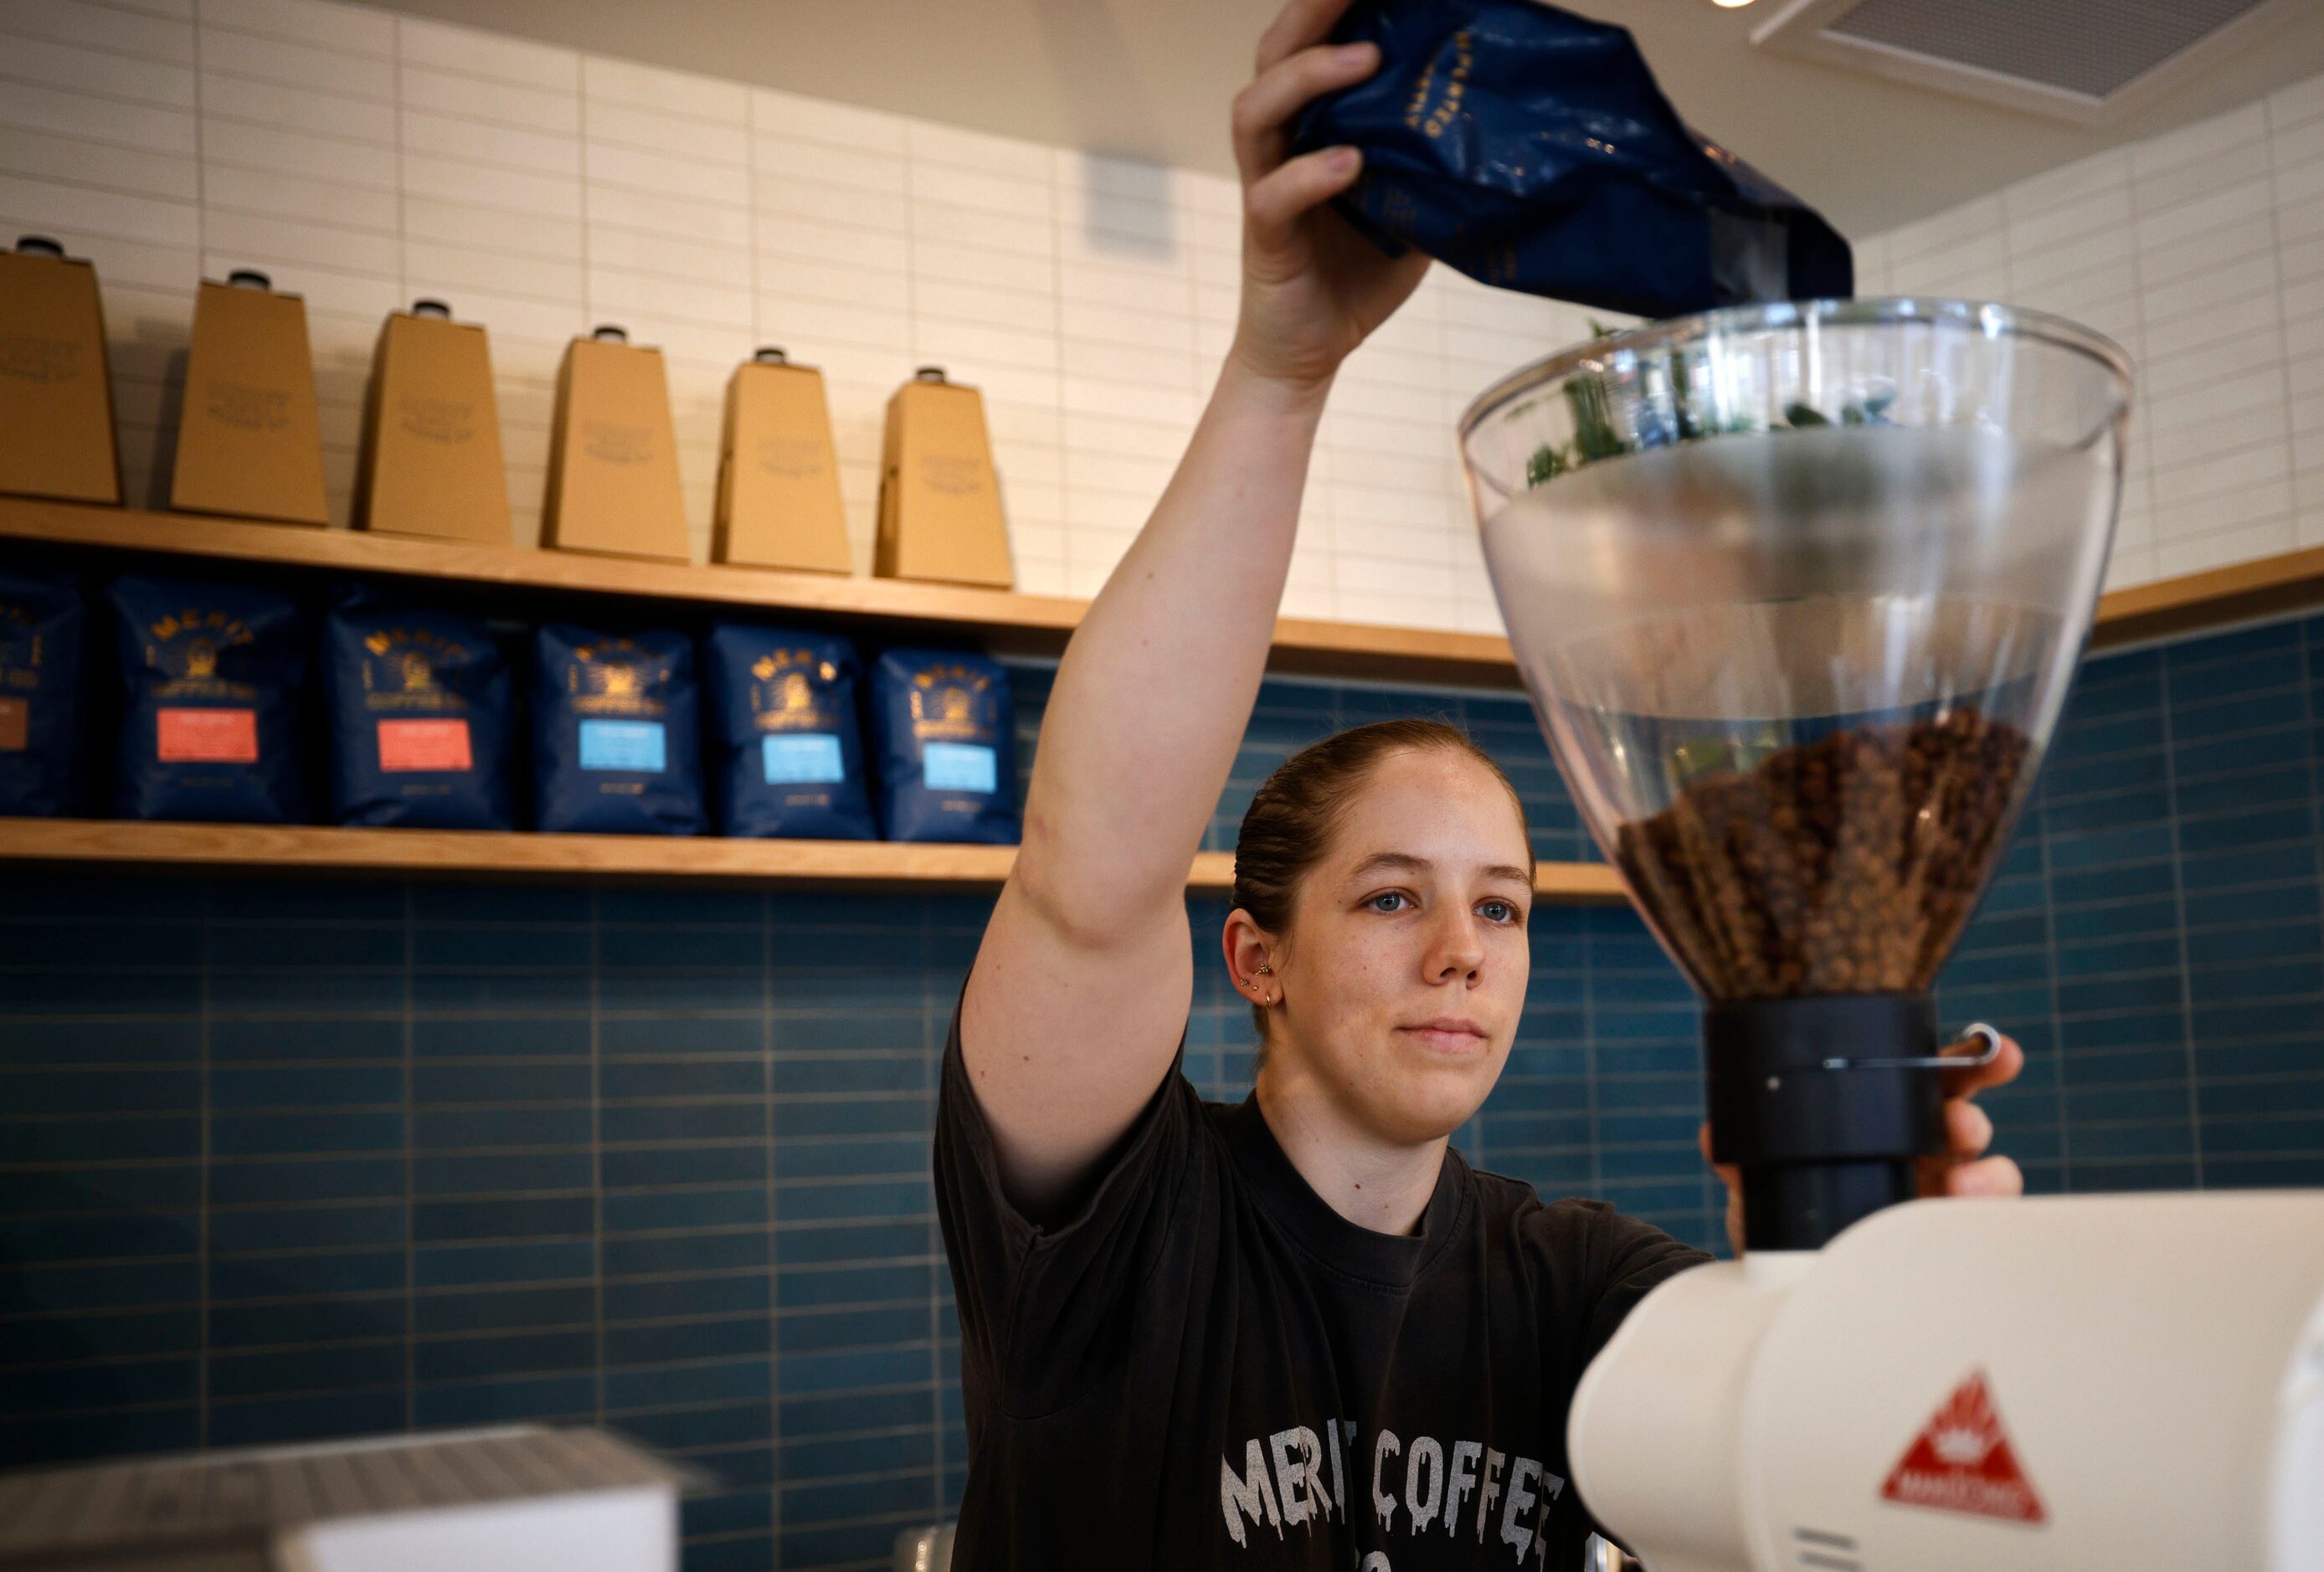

{"left": 1460, "top": 299, "right": 2324, "bottom": 1569}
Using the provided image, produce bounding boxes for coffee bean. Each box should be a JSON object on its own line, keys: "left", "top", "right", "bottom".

{"left": 1612, "top": 709, "right": 2030, "bottom": 999}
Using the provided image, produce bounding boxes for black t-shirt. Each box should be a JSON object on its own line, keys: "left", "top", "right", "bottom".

{"left": 934, "top": 1007, "right": 1713, "bottom": 1570}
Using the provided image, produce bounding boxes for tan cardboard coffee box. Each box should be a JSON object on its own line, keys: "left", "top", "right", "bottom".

{"left": 542, "top": 326, "right": 690, "bottom": 563}
{"left": 170, "top": 271, "right": 331, "bottom": 525}
{"left": 712, "top": 348, "right": 851, "bottom": 574}
{"left": 0, "top": 237, "right": 121, "bottom": 505}
{"left": 353, "top": 300, "right": 513, "bottom": 547}
{"left": 875, "top": 367, "right": 1013, "bottom": 589}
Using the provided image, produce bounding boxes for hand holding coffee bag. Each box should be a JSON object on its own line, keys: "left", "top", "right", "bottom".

{"left": 1292, "top": 0, "right": 1852, "bottom": 316}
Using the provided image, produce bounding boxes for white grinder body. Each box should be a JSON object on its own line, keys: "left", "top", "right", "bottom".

{"left": 1568, "top": 1190, "right": 2324, "bottom": 1572}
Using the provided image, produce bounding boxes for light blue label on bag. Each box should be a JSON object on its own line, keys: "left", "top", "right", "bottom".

{"left": 763, "top": 733, "right": 845, "bottom": 783}
{"left": 922, "top": 741, "right": 996, "bottom": 794}
{"left": 579, "top": 719, "right": 666, "bottom": 772}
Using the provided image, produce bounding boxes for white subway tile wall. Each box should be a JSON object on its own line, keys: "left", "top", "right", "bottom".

{"left": 3, "top": 0, "right": 2316, "bottom": 624}
{"left": 0, "top": 0, "right": 1602, "bottom": 634}
{"left": 1863, "top": 76, "right": 2324, "bottom": 592}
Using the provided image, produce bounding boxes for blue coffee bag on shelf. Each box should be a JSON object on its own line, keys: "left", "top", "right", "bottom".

{"left": 0, "top": 565, "right": 90, "bottom": 818}
{"left": 1292, "top": 0, "right": 1853, "bottom": 317}
{"left": 533, "top": 624, "right": 704, "bottom": 835}
{"left": 110, "top": 573, "right": 309, "bottom": 823}
{"left": 324, "top": 585, "right": 516, "bottom": 830}
{"left": 869, "top": 649, "right": 1019, "bottom": 845}
{"left": 702, "top": 624, "right": 877, "bottom": 840}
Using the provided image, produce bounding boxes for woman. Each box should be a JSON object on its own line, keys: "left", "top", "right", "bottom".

{"left": 934, "top": 3, "right": 2025, "bottom": 1565}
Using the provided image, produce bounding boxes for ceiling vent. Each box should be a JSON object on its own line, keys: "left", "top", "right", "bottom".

{"left": 1752, "top": 0, "right": 2316, "bottom": 125}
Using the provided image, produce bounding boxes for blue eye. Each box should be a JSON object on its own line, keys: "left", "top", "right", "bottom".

{"left": 1369, "top": 892, "right": 1410, "bottom": 913}
{"left": 1479, "top": 900, "right": 1520, "bottom": 924}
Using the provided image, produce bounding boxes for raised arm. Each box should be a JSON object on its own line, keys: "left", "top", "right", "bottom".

{"left": 959, "top": 0, "right": 1427, "bottom": 1220}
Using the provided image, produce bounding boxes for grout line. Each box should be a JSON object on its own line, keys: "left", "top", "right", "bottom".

{"left": 188, "top": 3, "right": 209, "bottom": 1439}
{"left": 574, "top": 45, "right": 590, "bottom": 339}
{"left": 2262, "top": 92, "right": 2307, "bottom": 555}
{"left": 2303, "top": 614, "right": 2324, "bottom": 1080}
{"left": 924, "top": 896, "right": 943, "bottom": 1528}
{"left": 2034, "top": 772, "right": 2072, "bottom": 1194}
{"left": 389, "top": 16, "right": 405, "bottom": 316}
{"left": 2157, "top": 655, "right": 2206, "bottom": 1188}
{"left": 762, "top": 880, "right": 784, "bottom": 1566}
{"left": 195, "top": 878, "right": 213, "bottom": 1449}
{"left": 589, "top": 881, "right": 607, "bottom": 1427}
{"left": 403, "top": 879, "right": 417, "bottom": 1432}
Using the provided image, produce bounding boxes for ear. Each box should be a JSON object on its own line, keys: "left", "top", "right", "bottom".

{"left": 1221, "top": 907, "right": 1278, "bottom": 1004}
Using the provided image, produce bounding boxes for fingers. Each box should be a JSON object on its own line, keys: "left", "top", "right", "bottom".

{"left": 1254, "top": 0, "right": 1361, "bottom": 74}
{"left": 1940, "top": 1030, "right": 2023, "bottom": 1099}
{"left": 1244, "top": 145, "right": 1364, "bottom": 252}
{"left": 1944, "top": 1097, "right": 1995, "bottom": 1159}
{"left": 1233, "top": 40, "right": 1381, "bottom": 183}
{"left": 1945, "top": 1153, "right": 2023, "bottom": 1198}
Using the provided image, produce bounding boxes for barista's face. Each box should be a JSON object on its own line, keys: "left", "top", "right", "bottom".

{"left": 1261, "top": 747, "right": 1533, "bottom": 1144}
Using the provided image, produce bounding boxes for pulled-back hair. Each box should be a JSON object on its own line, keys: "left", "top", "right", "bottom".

{"left": 1231, "top": 717, "right": 1533, "bottom": 1043}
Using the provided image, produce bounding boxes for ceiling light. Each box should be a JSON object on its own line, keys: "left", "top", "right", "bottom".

{"left": 1713, "top": 0, "right": 1758, "bottom": 8}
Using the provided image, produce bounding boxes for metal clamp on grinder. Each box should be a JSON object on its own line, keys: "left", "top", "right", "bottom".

{"left": 1708, "top": 998, "right": 2001, "bottom": 1251}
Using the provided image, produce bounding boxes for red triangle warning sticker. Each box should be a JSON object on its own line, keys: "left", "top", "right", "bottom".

{"left": 1880, "top": 1369, "right": 2047, "bottom": 1525}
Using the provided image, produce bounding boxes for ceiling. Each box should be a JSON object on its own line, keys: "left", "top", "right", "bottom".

{"left": 363, "top": 0, "right": 2324, "bottom": 236}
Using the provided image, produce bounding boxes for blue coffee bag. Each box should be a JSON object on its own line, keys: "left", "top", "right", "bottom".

{"left": 533, "top": 624, "right": 703, "bottom": 835}
{"left": 111, "top": 573, "right": 309, "bottom": 823}
{"left": 702, "top": 624, "right": 877, "bottom": 840}
{"left": 325, "top": 586, "right": 515, "bottom": 830}
{"left": 0, "top": 565, "right": 89, "bottom": 817}
{"left": 869, "top": 649, "right": 1019, "bottom": 845}
{"left": 1293, "top": 0, "right": 1853, "bottom": 317}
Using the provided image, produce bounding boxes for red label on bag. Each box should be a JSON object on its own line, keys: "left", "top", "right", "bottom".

{"left": 157, "top": 707, "right": 257, "bottom": 763}
{"left": 1881, "top": 1370, "right": 2046, "bottom": 1524}
{"left": 378, "top": 717, "right": 472, "bottom": 773}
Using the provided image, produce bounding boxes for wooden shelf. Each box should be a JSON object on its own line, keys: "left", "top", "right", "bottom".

{"left": 2090, "top": 543, "right": 2324, "bottom": 651}
{"left": 0, "top": 500, "right": 1520, "bottom": 690}
{"left": 6, "top": 498, "right": 2313, "bottom": 686}
{"left": 0, "top": 819, "right": 1633, "bottom": 901}
{"left": 4, "top": 493, "right": 2311, "bottom": 898}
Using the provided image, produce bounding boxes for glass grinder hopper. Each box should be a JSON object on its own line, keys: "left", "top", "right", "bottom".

{"left": 1460, "top": 299, "right": 2132, "bottom": 1250}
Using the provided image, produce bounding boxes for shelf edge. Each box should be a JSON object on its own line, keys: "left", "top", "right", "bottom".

{"left": 0, "top": 819, "right": 1632, "bottom": 900}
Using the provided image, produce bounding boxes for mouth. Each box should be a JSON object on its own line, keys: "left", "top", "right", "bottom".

{"left": 1398, "top": 1019, "right": 1489, "bottom": 1056}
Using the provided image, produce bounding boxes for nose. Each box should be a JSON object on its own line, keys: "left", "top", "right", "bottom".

{"left": 1423, "top": 907, "right": 1486, "bottom": 985}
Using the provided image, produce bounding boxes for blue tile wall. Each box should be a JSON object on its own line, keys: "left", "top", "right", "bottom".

{"left": 5, "top": 618, "right": 2324, "bottom": 1569}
